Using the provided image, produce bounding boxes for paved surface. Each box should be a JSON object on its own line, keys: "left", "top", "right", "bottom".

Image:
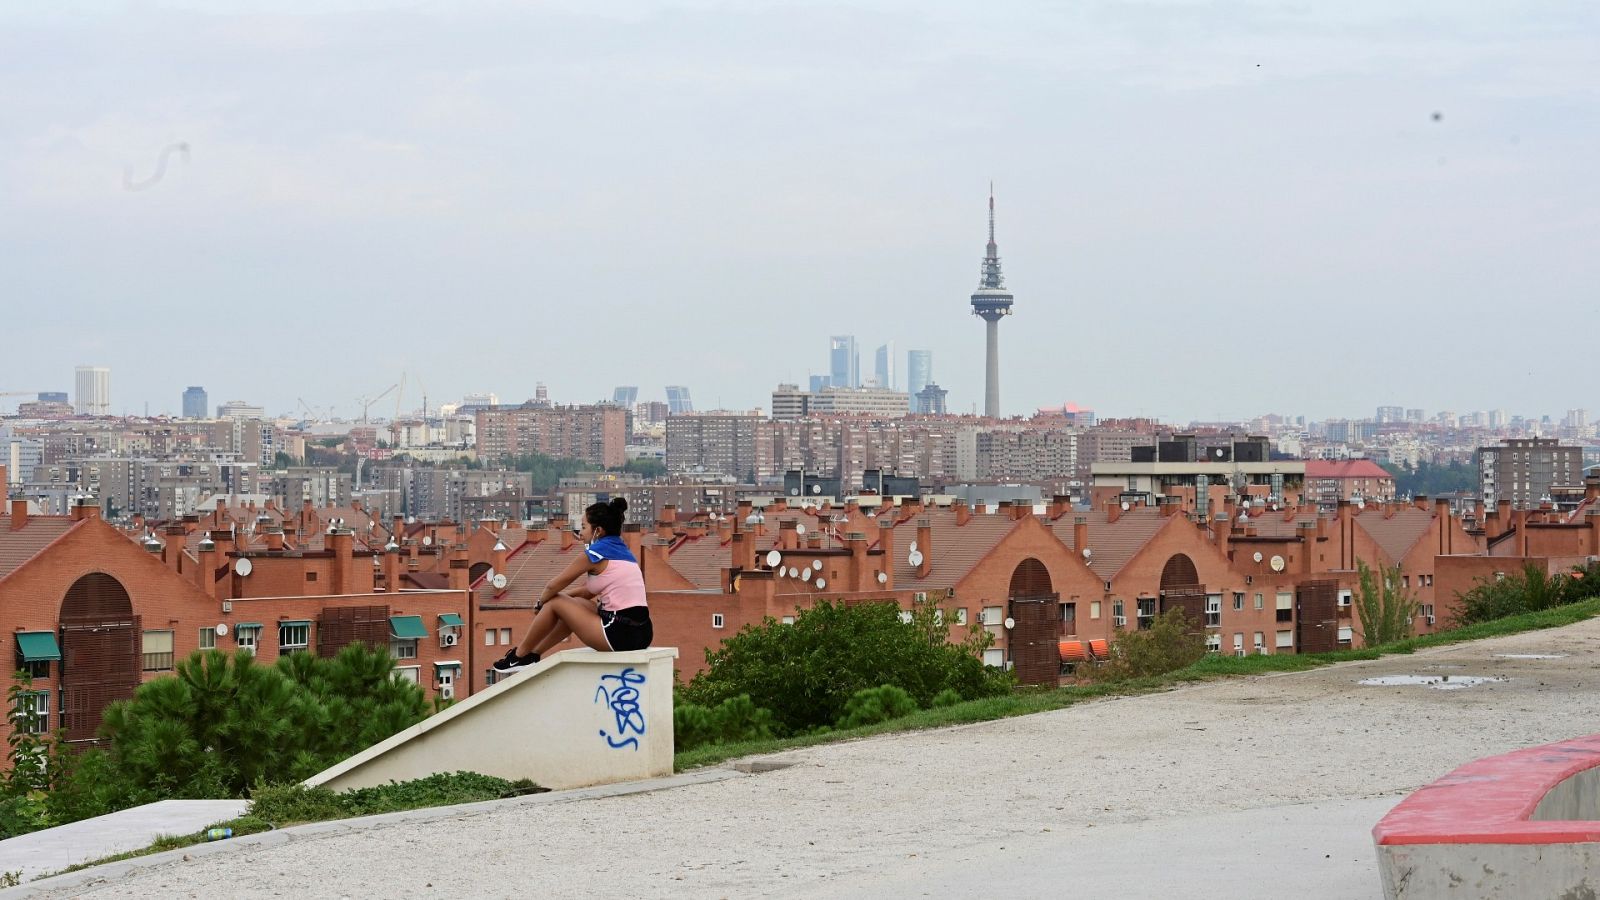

{"left": 0, "top": 800, "right": 248, "bottom": 883}
{"left": 20, "top": 619, "right": 1600, "bottom": 899}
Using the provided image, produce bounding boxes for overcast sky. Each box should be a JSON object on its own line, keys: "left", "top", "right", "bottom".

{"left": 2, "top": 1, "right": 1595, "bottom": 422}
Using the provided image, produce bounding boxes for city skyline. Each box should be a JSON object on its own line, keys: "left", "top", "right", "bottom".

{"left": 3, "top": 3, "right": 1596, "bottom": 420}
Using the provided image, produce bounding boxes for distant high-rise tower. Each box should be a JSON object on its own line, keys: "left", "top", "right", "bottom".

{"left": 874, "top": 342, "right": 895, "bottom": 390}
{"left": 829, "top": 336, "right": 859, "bottom": 389}
{"left": 74, "top": 366, "right": 111, "bottom": 416}
{"left": 808, "top": 375, "right": 832, "bottom": 393}
{"left": 665, "top": 386, "right": 694, "bottom": 415}
{"left": 612, "top": 386, "right": 638, "bottom": 408}
{"left": 182, "top": 386, "right": 208, "bottom": 419}
{"left": 969, "top": 186, "right": 1013, "bottom": 418}
{"left": 906, "top": 350, "right": 932, "bottom": 411}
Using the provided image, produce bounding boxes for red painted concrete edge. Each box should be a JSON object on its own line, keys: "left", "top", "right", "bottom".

{"left": 1374, "top": 734, "right": 1600, "bottom": 846}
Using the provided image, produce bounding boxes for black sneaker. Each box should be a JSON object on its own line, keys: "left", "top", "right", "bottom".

{"left": 492, "top": 648, "right": 539, "bottom": 674}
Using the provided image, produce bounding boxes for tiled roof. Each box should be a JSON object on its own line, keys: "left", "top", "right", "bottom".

{"left": 1354, "top": 507, "right": 1435, "bottom": 565}
{"left": 0, "top": 517, "right": 82, "bottom": 582}
{"left": 1306, "top": 460, "right": 1392, "bottom": 480}
{"left": 1047, "top": 507, "right": 1171, "bottom": 580}
{"left": 491, "top": 538, "right": 586, "bottom": 607}
{"left": 1232, "top": 509, "right": 1320, "bottom": 540}
{"left": 667, "top": 534, "right": 731, "bottom": 591}
{"left": 891, "top": 507, "right": 1020, "bottom": 590}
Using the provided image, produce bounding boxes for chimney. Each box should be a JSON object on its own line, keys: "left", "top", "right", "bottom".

{"left": 876, "top": 520, "right": 895, "bottom": 588}
{"left": 846, "top": 531, "right": 868, "bottom": 591}
{"left": 163, "top": 524, "right": 186, "bottom": 571}
{"left": 731, "top": 529, "right": 753, "bottom": 572}
{"left": 779, "top": 518, "right": 799, "bottom": 550}
{"left": 1436, "top": 498, "right": 1452, "bottom": 555}
{"left": 954, "top": 500, "right": 971, "bottom": 526}
{"left": 1074, "top": 516, "right": 1090, "bottom": 557}
{"left": 383, "top": 541, "right": 402, "bottom": 592}
{"left": 806, "top": 532, "right": 823, "bottom": 550}
{"left": 70, "top": 496, "right": 101, "bottom": 522}
{"left": 1588, "top": 509, "right": 1600, "bottom": 557}
{"left": 1160, "top": 497, "right": 1180, "bottom": 518}
{"left": 9, "top": 499, "right": 27, "bottom": 531}
{"left": 1413, "top": 494, "right": 1429, "bottom": 512}
{"left": 263, "top": 525, "right": 282, "bottom": 552}
{"left": 282, "top": 521, "right": 298, "bottom": 547}
{"left": 1315, "top": 515, "right": 1327, "bottom": 543}
{"left": 0, "top": 464, "right": 6, "bottom": 491}
{"left": 448, "top": 550, "right": 470, "bottom": 592}
{"left": 560, "top": 525, "right": 577, "bottom": 552}
{"left": 197, "top": 533, "right": 219, "bottom": 599}
{"left": 622, "top": 523, "right": 643, "bottom": 561}
{"left": 656, "top": 516, "right": 676, "bottom": 540}
{"left": 1473, "top": 499, "right": 1486, "bottom": 526}
{"left": 329, "top": 528, "right": 354, "bottom": 595}
{"left": 916, "top": 517, "right": 932, "bottom": 578}
{"left": 1013, "top": 499, "right": 1033, "bottom": 521}
{"left": 392, "top": 515, "right": 405, "bottom": 542}
{"left": 491, "top": 537, "right": 509, "bottom": 577}
{"left": 1051, "top": 494, "right": 1072, "bottom": 519}
{"left": 1514, "top": 508, "right": 1529, "bottom": 557}
{"left": 974, "top": 501, "right": 988, "bottom": 516}
{"left": 1298, "top": 520, "right": 1316, "bottom": 573}
{"left": 1106, "top": 501, "right": 1122, "bottom": 525}
{"left": 265, "top": 498, "right": 277, "bottom": 511}
{"left": 1586, "top": 476, "right": 1600, "bottom": 503}
{"left": 1214, "top": 513, "right": 1231, "bottom": 561}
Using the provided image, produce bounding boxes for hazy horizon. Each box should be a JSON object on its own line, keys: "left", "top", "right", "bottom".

{"left": 3, "top": 1, "right": 1596, "bottom": 422}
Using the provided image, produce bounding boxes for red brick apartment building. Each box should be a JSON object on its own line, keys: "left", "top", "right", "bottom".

{"left": 6, "top": 447, "right": 1600, "bottom": 763}
{"left": 474, "top": 404, "right": 627, "bottom": 468}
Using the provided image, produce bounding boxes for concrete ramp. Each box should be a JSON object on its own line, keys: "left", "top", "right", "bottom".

{"left": 306, "top": 648, "right": 677, "bottom": 793}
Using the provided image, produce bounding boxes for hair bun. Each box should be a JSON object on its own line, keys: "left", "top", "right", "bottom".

{"left": 609, "top": 497, "right": 628, "bottom": 515}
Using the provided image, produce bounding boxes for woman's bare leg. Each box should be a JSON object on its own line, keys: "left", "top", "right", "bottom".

{"left": 516, "top": 595, "right": 609, "bottom": 655}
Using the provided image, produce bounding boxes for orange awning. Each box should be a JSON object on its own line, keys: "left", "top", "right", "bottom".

{"left": 1059, "top": 640, "right": 1087, "bottom": 662}
{"left": 1088, "top": 639, "right": 1110, "bottom": 659}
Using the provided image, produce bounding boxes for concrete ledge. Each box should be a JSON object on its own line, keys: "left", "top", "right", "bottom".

{"left": 306, "top": 647, "right": 678, "bottom": 792}
{"left": 1373, "top": 733, "right": 1600, "bottom": 899}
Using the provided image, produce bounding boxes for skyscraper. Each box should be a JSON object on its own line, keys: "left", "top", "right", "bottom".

{"left": 74, "top": 366, "right": 111, "bottom": 416}
{"left": 665, "top": 386, "right": 694, "bottom": 415}
{"left": 612, "top": 386, "right": 639, "bottom": 408}
{"left": 969, "top": 187, "right": 1014, "bottom": 418}
{"left": 182, "top": 386, "right": 208, "bottom": 419}
{"left": 829, "top": 336, "right": 859, "bottom": 389}
{"left": 808, "top": 375, "right": 832, "bottom": 393}
{"left": 874, "top": 342, "right": 895, "bottom": 390}
{"left": 906, "top": 350, "right": 932, "bottom": 410}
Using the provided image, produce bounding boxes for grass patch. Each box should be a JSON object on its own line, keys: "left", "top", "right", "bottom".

{"left": 40, "top": 772, "right": 544, "bottom": 881}
{"left": 675, "top": 597, "right": 1600, "bottom": 771}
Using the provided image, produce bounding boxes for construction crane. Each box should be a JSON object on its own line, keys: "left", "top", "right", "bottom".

{"left": 354, "top": 384, "right": 398, "bottom": 424}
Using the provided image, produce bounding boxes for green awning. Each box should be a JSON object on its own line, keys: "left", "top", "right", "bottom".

{"left": 438, "top": 613, "right": 465, "bottom": 627}
{"left": 433, "top": 660, "right": 462, "bottom": 670}
{"left": 235, "top": 622, "right": 262, "bottom": 631}
{"left": 389, "top": 615, "right": 427, "bottom": 639}
{"left": 279, "top": 620, "right": 310, "bottom": 628}
{"left": 16, "top": 632, "right": 60, "bottom": 662}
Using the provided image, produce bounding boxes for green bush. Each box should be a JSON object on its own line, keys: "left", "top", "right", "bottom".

{"left": 836, "top": 685, "right": 918, "bottom": 729}
{"left": 680, "top": 597, "right": 1009, "bottom": 736}
{"left": 1455, "top": 562, "right": 1596, "bottom": 626}
{"left": 249, "top": 772, "right": 543, "bottom": 825}
{"left": 929, "top": 688, "right": 962, "bottom": 709}
{"left": 673, "top": 694, "right": 776, "bottom": 752}
{"left": 1094, "top": 609, "right": 1206, "bottom": 681}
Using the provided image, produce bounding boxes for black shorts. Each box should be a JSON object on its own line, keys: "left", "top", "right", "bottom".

{"left": 600, "top": 607, "right": 653, "bottom": 652}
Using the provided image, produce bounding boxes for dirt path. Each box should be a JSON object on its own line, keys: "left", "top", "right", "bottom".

{"left": 35, "top": 619, "right": 1600, "bottom": 899}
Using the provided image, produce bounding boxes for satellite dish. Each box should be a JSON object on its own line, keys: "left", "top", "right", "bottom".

{"left": 796, "top": 523, "right": 806, "bottom": 535}
{"left": 422, "top": 535, "right": 433, "bottom": 546}
{"left": 484, "top": 567, "right": 496, "bottom": 581}
{"left": 908, "top": 549, "right": 925, "bottom": 567}
{"left": 811, "top": 484, "right": 822, "bottom": 494}
{"left": 405, "top": 516, "right": 416, "bottom": 524}
{"left": 876, "top": 571, "right": 888, "bottom": 584}
{"left": 1082, "top": 547, "right": 1092, "bottom": 559}
{"left": 766, "top": 549, "right": 782, "bottom": 568}
{"left": 800, "top": 568, "right": 812, "bottom": 582}
{"left": 790, "top": 488, "right": 800, "bottom": 496}
{"left": 1003, "top": 617, "right": 1016, "bottom": 630}
{"left": 788, "top": 567, "right": 800, "bottom": 578}
{"left": 215, "top": 623, "right": 229, "bottom": 637}
{"left": 776, "top": 566, "right": 786, "bottom": 578}
{"left": 1252, "top": 551, "right": 1264, "bottom": 563}
{"left": 491, "top": 573, "right": 508, "bottom": 590}
{"left": 1269, "top": 555, "right": 1286, "bottom": 572}
{"left": 815, "top": 578, "right": 826, "bottom": 589}
{"left": 811, "top": 560, "right": 823, "bottom": 571}
{"left": 1120, "top": 501, "right": 1131, "bottom": 511}
{"left": 1214, "top": 448, "right": 1224, "bottom": 458}
{"left": 234, "top": 558, "right": 253, "bottom": 577}
{"left": 909, "top": 541, "right": 919, "bottom": 553}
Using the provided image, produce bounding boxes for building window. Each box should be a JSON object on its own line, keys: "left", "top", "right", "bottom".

{"left": 1421, "top": 603, "right": 1436, "bottom": 626}
{"left": 24, "top": 660, "right": 49, "bottom": 680}
{"left": 781, "top": 616, "right": 795, "bottom": 625}
{"left": 1253, "top": 631, "right": 1266, "bottom": 654}
{"left": 1233, "top": 632, "right": 1245, "bottom": 657}
{"left": 1275, "top": 630, "right": 1293, "bottom": 649}
{"left": 1205, "top": 595, "right": 1221, "bottom": 627}
{"left": 1112, "top": 599, "right": 1125, "bottom": 628}
{"left": 484, "top": 629, "right": 496, "bottom": 646}
{"left": 306, "top": 571, "right": 318, "bottom": 582}
{"left": 279, "top": 622, "right": 310, "bottom": 651}
{"left": 1232, "top": 592, "right": 1244, "bottom": 611}
{"left": 1089, "top": 601, "right": 1101, "bottom": 620}
{"left": 142, "top": 630, "right": 175, "bottom": 671}
{"left": 1337, "top": 589, "right": 1352, "bottom": 608}
{"left": 1254, "top": 593, "right": 1264, "bottom": 610}
{"left": 499, "top": 627, "right": 512, "bottom": 644}
{"left": 954, "top": 608, "right": 969, "bottom": 625}
{"left": 394, "top": 666, "right": 420, "bottom": 684}
{"left": 982, "top": 648, "right": 1005, "bottom": 668}
{"left": 1275, "top": 592, "right": 1294, "bottom": 624}
{"left": 15, "top": 691, "right": 49, "bottom": 735}
{"left": 980, "top": 606, "right": 1004, "bottom": 626}
{"left": 1205, "top": 633, "right": 1221, "bottom": 654}
{"left": 1136, "top": 598, "right": 1156, "bottom": 630}
{"left": 1061, "top": 603, "right": 1077, "bottom": 629}
{"left": 198, "top": 627, "right": 216, "bottom": 650}
{"left": 391, "top": 638, "right": 418, "bottom": 659}
{"left": 712, "top": 613, "right": 725, "bottom": 629}
{"left": 236, "top": 625, "right": 261, "bottom": 652}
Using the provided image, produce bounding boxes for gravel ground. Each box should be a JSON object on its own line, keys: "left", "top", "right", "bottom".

{"left": 33, "top": 619, "right": 1600, "bottom": 899}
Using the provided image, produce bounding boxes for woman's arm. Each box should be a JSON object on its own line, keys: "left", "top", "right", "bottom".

{"left": 538, "top": 553, "right": 600, "bottom": 607}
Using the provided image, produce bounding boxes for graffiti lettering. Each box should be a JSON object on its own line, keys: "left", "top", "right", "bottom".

{"left": 595, "top": 667, "right": 646, "bottom": 750}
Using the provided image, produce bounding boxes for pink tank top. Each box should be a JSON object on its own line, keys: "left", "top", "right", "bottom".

{"left": 588, "top": 558, "right": 647, "bottom": 612}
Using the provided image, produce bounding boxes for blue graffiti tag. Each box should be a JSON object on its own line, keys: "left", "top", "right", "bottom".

{"left": 595, "top": 667, "right": 646, "bottom": 750}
